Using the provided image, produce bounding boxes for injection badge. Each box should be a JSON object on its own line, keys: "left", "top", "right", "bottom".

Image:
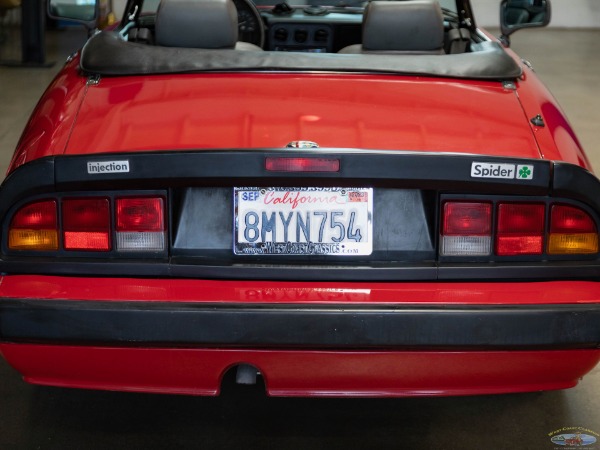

{"left": 87, "top": 160, "right": 130, "bottom": 174}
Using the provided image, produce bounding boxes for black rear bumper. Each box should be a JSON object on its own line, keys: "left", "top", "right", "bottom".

{"left": 1, "top": 299, "right": 599, "bottom": 350}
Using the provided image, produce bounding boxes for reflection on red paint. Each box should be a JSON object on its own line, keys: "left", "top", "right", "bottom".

{"left": 1, "top": 275, "right": 599, "bottom": 305}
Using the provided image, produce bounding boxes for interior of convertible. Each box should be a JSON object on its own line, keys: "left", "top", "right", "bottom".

{"left": 125, "top": 0, "right": 472, "bottom": 54}
{"left": 75, "top": 0, "right": 550, "bottom": 80}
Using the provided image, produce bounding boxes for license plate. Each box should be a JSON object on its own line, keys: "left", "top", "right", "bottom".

{"left": 234, "top": 187, "right": 373, "bottom": 256}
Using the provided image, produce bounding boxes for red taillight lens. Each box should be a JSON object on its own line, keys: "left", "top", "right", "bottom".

{"left": 441, "top": 202, "right": 492, "bottom": 256}
{"left": 443, "top": 202, "right": 491, "bottom": 235}
{"left": 548, "top": 205, "right": 598, "bottom": 254}
{"left": 496, "top": 203, "right": 545, "bottom": 255}
{"left": 9, "top": 200, "right": 58, "bottom": 250}
{"left": 62, "top": 198, "right": 110, "bottom": 251}
{"left": 11, "top": 200, "right": 57, "bottom": 229}
{"left": 550, "top": 205, "right": 596, "bottom": 233}
{"left": 265, "top": 157, "right": 340, "bottom": 172}
{"left": 116, "top": 197, "right": 165, "bottom": 251}
{"left": 116, "top": 198, "right": 164, "bottom": 232}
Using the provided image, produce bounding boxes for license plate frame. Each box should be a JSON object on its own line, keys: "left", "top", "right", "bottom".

{"left": 234, "top": 187, "right": 373, "bottom": 256}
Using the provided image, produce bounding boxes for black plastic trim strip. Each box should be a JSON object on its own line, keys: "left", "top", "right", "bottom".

{"left": 52, "top": 151, "right": 552, "bottom": 192}
{"left": 0, "top": 151, "right": 552, "bottom": 215}
{"left": 0, "top": 159, "right": 55, "bottom": 219}
{"left": 553, "top": 163, "right": 600, "bottom": 213}
{"left": 1, "top": 300, "right": 599, "bottom": 349}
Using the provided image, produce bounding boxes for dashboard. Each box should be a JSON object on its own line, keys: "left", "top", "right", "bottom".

{"left": 131, "top": 1, "right": 365, "bottom": 53}
{"left": 261, "top": 9, "right": 362, "bottom": 52}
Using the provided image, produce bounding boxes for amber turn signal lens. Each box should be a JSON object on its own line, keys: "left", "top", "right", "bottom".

{"left": 548, "top": 234, "right": 598, "bottom": 254}
{"left": 548, "top": 205, "right": 599, "bottom": 254}
{"left": 9, "top": 200, "right": 58, "bottom": 251}
{"left": 9, "top": 229, "right": 58, "bottom": 250}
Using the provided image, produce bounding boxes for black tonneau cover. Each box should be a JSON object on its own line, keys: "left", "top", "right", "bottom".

{"left": 80, "top": 31, "right": 522, "bottom": 80}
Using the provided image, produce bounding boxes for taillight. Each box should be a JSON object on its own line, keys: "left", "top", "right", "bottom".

{"left": 441, "top": 202, "right": 492, "bottom": 256}
{"left": 441, "top": 199, "right": 599, "bottom": 258}
{"left": 496, "top": 203, "right": 545, "bottom": 256}
{"left": 8, "top": 195, "right": 167, "bottom": 253}
{"left": 62, "top": 198, "right": 110, "bottom": 251}
{"left": 548, "top": 205, "right": 598, "bottom": 254}
{"left": 9, "top": 200, "right": 58, "bottom": 250}
{"left": 116, "top": 197, "right": 165, "bottom": 251}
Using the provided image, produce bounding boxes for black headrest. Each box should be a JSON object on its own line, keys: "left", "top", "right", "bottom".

{"left": 155, "top": 0, "right": 239, "bottom": 49}
{"left": 363, "top": 0, "right": 444, "bottom": 52}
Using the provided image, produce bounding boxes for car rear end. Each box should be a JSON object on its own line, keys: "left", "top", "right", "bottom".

{"left": 0, "top": 145, "right": 599, "bottom": 396}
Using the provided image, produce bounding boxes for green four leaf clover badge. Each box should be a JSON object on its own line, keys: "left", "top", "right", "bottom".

{"left": 517, "top": 165, "right": 534, "bottom": 180}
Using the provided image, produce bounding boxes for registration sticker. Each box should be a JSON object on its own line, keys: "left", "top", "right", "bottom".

{"left": 234, "top": 187, "right": 373, "bottom": 256}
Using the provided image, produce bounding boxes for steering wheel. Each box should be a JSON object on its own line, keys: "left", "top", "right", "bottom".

{"left": 232, "top": 0, "right": 265, "bottom": 48}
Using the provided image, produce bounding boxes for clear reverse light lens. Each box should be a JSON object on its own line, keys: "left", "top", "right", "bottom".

{"left": 116, "top": 231, "right": 165, "bottom": 251}
{"left": 441, "top": 236, "right": 491, "bottom": 256}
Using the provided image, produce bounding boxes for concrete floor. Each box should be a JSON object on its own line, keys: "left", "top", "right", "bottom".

{"left": 1, "top": 26, "right": 600, "bottom": 450}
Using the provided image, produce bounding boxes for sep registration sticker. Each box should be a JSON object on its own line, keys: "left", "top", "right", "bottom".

{"left": 234, "top": 187, "right": 373, "bottom": 256}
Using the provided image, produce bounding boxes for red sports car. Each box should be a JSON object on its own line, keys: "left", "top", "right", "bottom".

{"left": 0, "top": 0, "right": 598, "bottom": 397}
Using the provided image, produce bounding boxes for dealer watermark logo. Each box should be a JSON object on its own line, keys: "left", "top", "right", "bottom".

{"left": 549, "top": 427, "right": 599, "bottom": 448}
{"left": 471, "top": 162, "right": 534, "bottom": 180}
{"left": 87, "top": 160, "right": 130, "bottom": 174}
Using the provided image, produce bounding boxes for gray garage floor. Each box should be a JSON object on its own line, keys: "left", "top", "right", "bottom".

{"left": 1, "top": 26, "right": 600, "bottom": 450}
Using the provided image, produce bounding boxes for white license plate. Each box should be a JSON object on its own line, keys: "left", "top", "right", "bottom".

{"left": 234, "top": 187, "right": 373, "bottom": 256}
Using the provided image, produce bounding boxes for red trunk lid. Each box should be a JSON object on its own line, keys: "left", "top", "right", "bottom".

{"left": 66, "top": 73, "right": 540, "bottom": 158}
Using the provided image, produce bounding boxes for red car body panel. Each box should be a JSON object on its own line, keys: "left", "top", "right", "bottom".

{"left": 8, "top": 59, "right": 592, "bottom": 174}
{"left": 9, "top": 67, "right": 552, "bottom": 172}
{"left": 9, "top": 62, "right": 593, "bottom": 175}
{"left": 1, "top": 275, "right": 600, "bottom": 306}
{"left": 500, "top": 45, "right": 592, "bottom": 170}
{"left": 65, "top": 74, "right": 542, "bottom": 158}
{"left": 7, "top": 58, "right": 88, "bottom": 175}
{"left": 2, "top": 344, "right": 599, "bottom": 397}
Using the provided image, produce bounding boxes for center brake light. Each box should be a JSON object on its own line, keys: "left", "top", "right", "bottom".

{"left": 265, "top": 157, "right": 340, "bottom": 172}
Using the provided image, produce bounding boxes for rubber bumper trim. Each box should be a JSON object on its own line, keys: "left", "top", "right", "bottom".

{"left": 1, "top": 300, "right": 599, "bottom": 350}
